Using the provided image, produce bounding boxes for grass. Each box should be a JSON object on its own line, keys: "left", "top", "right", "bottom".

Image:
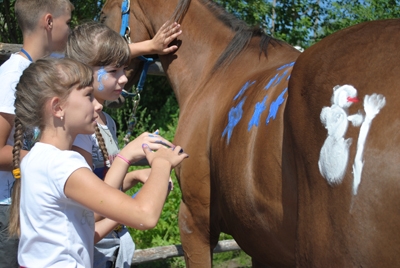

{"left": 131, "top": 251, "right": 251, "bottom": 268}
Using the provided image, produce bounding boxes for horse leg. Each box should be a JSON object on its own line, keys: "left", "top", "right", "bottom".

{"left": 179, "top": 200, "right": 217, "bottom": 267}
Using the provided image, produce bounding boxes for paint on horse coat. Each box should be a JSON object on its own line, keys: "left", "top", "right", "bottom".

{"left": 248, "top": 95, "right": 268, "bottom": 131}
{"left": 221, "top": 97, "right": 246, "bottom": 144}
{"left": 222, "top": 62, "right": 294, "bottom": 144}
{"left": 318, "top": 85, "right": 386, "bottom": 194}
{"left": 352, "top": 93, "right": 386, "bottom": 195}
{"left": 319, "top": 85, "right": 361, "bottom": 185}
{"left": 266, "top": 87, "right": 288, "bottom": 124}
{"left": 234, "top": 80, "right": 255, "bottom": 101}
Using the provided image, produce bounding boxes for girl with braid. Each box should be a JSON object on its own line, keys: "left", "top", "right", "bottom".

{"left": 9, "top": 57, "right": 187, "bottom": 267}
{"left": 66, "top": 21, "right": 182, "bottom": 268}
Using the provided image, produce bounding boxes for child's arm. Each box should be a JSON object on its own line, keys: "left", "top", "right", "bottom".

{"left": 129, "top": 21, "right": 182, "bottom": 58}
{"left": 102, "top": 132, "right": 175, "bottom": 189}
{"left": 123, "top": 168, "right": 174, "bottom": 193}
{"left": 0, "top": 113, "right": 28, "bottom": 170}
{"left": 94, "top": 218, "right": 121, "bottom": 243}
{"left": 64, "top": 145, "right": 187, "bottom": 230}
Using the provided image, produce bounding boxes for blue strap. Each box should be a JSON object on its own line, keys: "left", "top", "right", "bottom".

{"left": 136, "top": 56, "right": 155, "bottom": 92}
{"left": 119, "top": 0, "right": 130, "bottom": 37}
{"left": 20, "top": 48, "right": 33, "bottom": 62}
{"left": 118, "top": 0, "right": 157, "bottom": 94}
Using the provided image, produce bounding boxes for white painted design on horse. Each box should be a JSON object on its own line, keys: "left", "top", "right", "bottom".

{"left": 352, "top": 93, "right": 386, "bottom": 195}
{"left": 319, "top": 85, "right": 362, "bottom": 185}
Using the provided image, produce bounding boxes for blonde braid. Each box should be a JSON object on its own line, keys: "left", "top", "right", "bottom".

{"left": 94, "top": 124, "right": 110, "bottom": 168}
{"left": 9, "top": 117, "right": 24, "bottom": 237}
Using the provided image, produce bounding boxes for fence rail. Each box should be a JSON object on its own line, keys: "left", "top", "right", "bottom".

{"left": 131, "top": 239, "right": 241, "bottom": 264}
{"left": 0, "top": 42, "right": 21, "bottom": 62}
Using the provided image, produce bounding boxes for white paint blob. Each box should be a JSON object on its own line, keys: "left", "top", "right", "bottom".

{"left": 318, "top": 85, "right": 386, "bottom": 195}
{"left": 352, "top": 93, "right": 386, "bottom": 195}
{"left": 319, "top": 85, "right": 363, "bottom": 185}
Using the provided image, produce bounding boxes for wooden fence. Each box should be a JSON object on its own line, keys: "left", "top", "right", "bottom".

{"left": 131, "top": 239, "right": 241, "bottom": 265}
{"left": 0, "top": 42, "right": 21, "bottom": 63}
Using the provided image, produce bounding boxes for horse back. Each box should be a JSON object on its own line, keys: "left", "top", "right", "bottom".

{"left": 287, "top": 19, "right": 400, "bottom": 266}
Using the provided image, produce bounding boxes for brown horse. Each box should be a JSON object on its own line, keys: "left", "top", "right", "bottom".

{"left": 101, "top": 0, "right": 400, "bottom": 266}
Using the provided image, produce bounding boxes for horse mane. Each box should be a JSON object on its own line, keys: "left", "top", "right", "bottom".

{"left": 171, "top": 0, "right": 283, "bottom": 71}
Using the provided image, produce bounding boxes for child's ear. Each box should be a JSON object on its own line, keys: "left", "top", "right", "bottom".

{"left": 44, "top": 14, "right": 53, "bottom": 30}
{"left": 50, "top": 97, "right": 63, "bottom": 119}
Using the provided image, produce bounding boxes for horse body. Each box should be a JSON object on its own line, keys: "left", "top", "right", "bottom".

{"left": 287, "top": 19, "right": 400, "bottom": 266}
{"left": 102, "top": 0, "right": 300, "bottom": 266}
{"left": 174, "top": 44, "right": 299, "bottom": 266}
{"left": 176, "top": 44, "right": 300, "bottom": 267}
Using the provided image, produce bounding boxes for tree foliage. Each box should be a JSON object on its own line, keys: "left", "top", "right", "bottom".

{"left": 0, "top": 0, "right": 19, "bottom": 43}
{"left": 321, "top": 0, "right": 400, "bottom": 39}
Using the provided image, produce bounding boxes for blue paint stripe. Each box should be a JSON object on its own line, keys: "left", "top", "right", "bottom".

{"left": 222, "top": 98, "right": 246, "bottom": 144}
{"left": 273, "top": 70, "right": 289, "bottom": 87}
{"left": 223, "top": 61, "right": 295, "bottom": 143}
{"left": 248, "top": 95, "right": 268, "bottom": 131}
{"left": 277, "top": 61, "right": 295, "bottom": 71}
{"left": 265, "top": 74, "right": 278, "bottom": 90}
{"left": 266, "top": 88, "right": 288, "bottom": 124}
{"left": 234, "top": 80, "right": 255, "bottom": 101}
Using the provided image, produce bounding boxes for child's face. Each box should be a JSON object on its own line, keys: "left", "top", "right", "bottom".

{"left": 92, "top": 65, "right": 128, "bottom": 104}
{"left": 50, "top": 8, "right": 72, "bottom": 53}
{"left": 63, "top": 86, "right": 102, "bottom": 136}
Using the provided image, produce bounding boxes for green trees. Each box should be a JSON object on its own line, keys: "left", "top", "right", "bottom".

{"left": 321, "top": 0, "right": 400, "bottom": 39}
{"left": 0, "top": 0, "right": 20, "bottom": 43}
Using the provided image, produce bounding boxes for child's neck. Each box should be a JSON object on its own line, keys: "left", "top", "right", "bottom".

{"left": 39, "top": 129, "right": 75, "bottom": 151}
{"left": 96, "top": 110, "right": 107, "bottom": 126}
{"left": 22, "top": 35, "right": 53, "bottom": 61}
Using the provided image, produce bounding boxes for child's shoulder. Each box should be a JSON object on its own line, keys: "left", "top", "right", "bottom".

{"left": 0, "top": 54, "right": 31, "bottom": 76}
{"left": 30, "top": 142, "right": 90, "bottom": 169}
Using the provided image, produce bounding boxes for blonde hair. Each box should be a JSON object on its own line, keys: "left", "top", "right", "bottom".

{"left": 66, "top": 21, "right": 131, "bottom": 166}
{"left": 9, "top": 57, "right": 93, "bottom": 237}
{"left": 15, "top": 0, "right": 74, "bottom": 33}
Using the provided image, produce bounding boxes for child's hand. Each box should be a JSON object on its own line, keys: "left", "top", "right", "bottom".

{"left": 121, "top": 131, "right": 174, "bottom": 163}
{"left": 151, "top": 21, "right": 182, "bottom": 55}
{"left": 142, "top": 144, "right": 188, "bottom": 168}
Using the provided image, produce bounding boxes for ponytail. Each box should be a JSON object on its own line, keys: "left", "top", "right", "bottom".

{"left": 9, "top": 117, "right": 24, "bottom": 237}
